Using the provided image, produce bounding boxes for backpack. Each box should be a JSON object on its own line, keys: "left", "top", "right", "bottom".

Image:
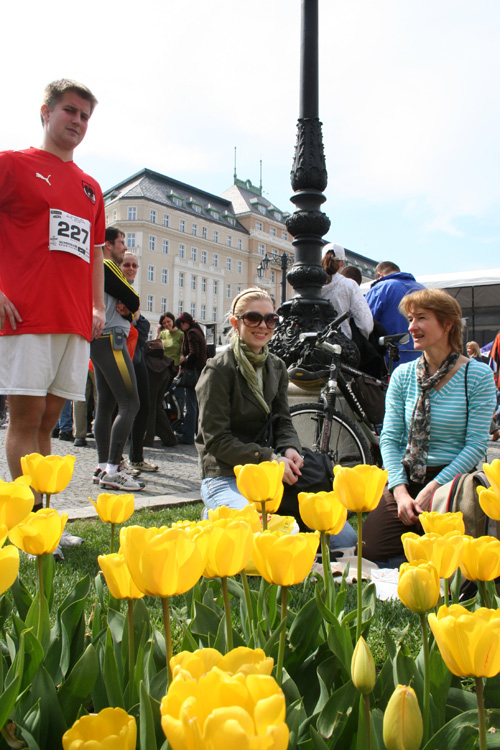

{"left": 430, "top": 471, "right": 500, "bottom": 539}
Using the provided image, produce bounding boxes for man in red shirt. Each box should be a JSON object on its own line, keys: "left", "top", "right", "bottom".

{"left": 0, "top": 79, "right": 105, "bottom": 499}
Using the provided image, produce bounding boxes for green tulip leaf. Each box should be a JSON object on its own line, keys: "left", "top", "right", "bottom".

{"left": 485, "top": 673, "right": 500, "bottom": 709}
{"left": 421, "top": 708, "right": 500, "bottom": 750}
{"left": 190, "top": 599, "right": 224, "bottom": 640}
{"left": 10, "top": 575, "right": 33, "bottom": 621}
{"left": 107, "top": 607, "right": 126, "bottom": 645}
{"left": 41, "top": 551, "right": 55, "bottom": 611}
{"left": 29, "top": 666, "right": 68, "bottom": 749}
{"left": 139, "top": 680, "right": 157, "bottom": 750}
{"left": 326, "top": 615, "right": 353, "bottom": 674}
{"left": 103, "top": 629, "right": 125, "bottom": 709}
{"left": 0, "top": 672, "right": 22, "bottom": 733}
{"left": 149, "top": 668, "right": 168, "bottom": 705}
{"left": 309, "top": 724, "right": 331, "bottom": 750}
{"left": 289, "top": 597, "right": 323, "bottom": 663}
{"left": 58, "top": 644, "right": 99, "bottom": 723}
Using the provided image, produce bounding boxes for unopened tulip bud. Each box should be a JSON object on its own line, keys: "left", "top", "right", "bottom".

{"left": 383, "top": 685, "right": 423, "bottom": 750}
{"left": 351, "top": 636, "right": 375, "bottom": 694}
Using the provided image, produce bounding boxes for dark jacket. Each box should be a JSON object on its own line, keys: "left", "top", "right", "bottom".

{"left": 181, "top": 325, "right": 207, "bottom": 372}
{"left": 195, "top": 348, "right": 302, "bottom": 478}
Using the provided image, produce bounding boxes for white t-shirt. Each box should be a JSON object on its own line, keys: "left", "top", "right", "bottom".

{"left": 321, "top": 274, "right": 374, "bottom": 339}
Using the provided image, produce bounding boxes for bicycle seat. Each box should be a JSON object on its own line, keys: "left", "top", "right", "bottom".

{"left": 288, "top": 366, "right": 329, "bottom": 389}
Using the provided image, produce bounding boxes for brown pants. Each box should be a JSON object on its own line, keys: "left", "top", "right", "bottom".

{"left": 362, "top": 466, "right": 446, "bottom": 564}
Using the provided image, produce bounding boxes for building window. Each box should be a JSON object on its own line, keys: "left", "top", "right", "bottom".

{"left": 160, "top": 297, "right": 167, "bottom": 313}
{"left": 127, "top": 206, "right": 137, "bottom": 221}
{"left": 201, "top": 250, "right": 207, "bottom": 264}
{"left": 271, "top": 270, "right": 276, "bottom": 283}
{"left": 238, "top": 239, "right": 243, "bottom": 250}
{"left": 202, "top": 227, "right": 207, "bottom": 239}
{"left": 161, "top": 268, "right": 168, "bottom": 284}
{"left": 213, "top": 280, "right": 218, "bottom": 295}
{"left": 173, "top": 196, "right": 182, "bottom": 207}
{"left": 226, "top": 257, "right": 232, "bottom": 271}
{"left": 180, "top": 219, "right": 185, "bottom": 232}
{"left": 226, "top": 283, "right": 231, "bottom": 298}
{"left": 149, "top": 235, "right": 155, "bottom": 251}
{"left": 227, "top": 235, "right": 232, "bottom": 247}
{"left": 274, "top": 211, "right": 281, "bottom": 221}
{"left": 213, "top": 253, "right": 218, "bottom": 267}
{"left": 191, "top": 275, "right": 196, "bottom": 290}
{"left": 148, "top": 265, "right": 154, "bottom": 282}
{"left": 237, "top": 285, "right": 242, "bottom": 294}
{"left": 269, "top": 226, "right": 276, "bottom": 236}
{"left": 191, "top": 247, "right": 197, "bottom": 261}
{"left": 200, "top": 277, "right": 206, "bottom": 292}
{"left": 162, "top": 239, "right": 169, "bottom": 254}
{"left": 190, "top": 303, "right": 196, "bottom": 317}
{"left": 192, "top": 223, "right": 197, "bottom": 236}
{"left": 255, "top": 221, "right": 263, "bottom": 232}
{"left": 281, "top": 231, "right": 287, "bottom": 240}
{"left": 126, "top": 233, "right": 135, "bottom": 248}
{"left": 150, "top": 209, "right": 156, "bottom": 223}
{"left": 179, "top": 272, "right": 184, "bottom": 288}
{"left": 201, "top": 304, "right": 206, "bottom": 320}
{"left": 213, "top": 230, "right": 219, "bottom": 243}
{"left": 179, "top": 244, "right": 185, "bottom": 258}
{"left": 178, "top": 301, "right": 183, "bottom": 316}
{"left": 258, "top": 243, "right": 265, "bottom": 255}
{"left": 194, "top": 204, "right": 201, "bottom": 214}
{"left": 257, "top": 204, "right": 266, "bottom": 215}
{"left": 237, "top": 261, "right": 242, "bottom": 274}
{"left": 212, "top": 306, "right": 217, "bottom": 321}
{"left": 163, "top": 213, "right": 169, "bottom": 227}
{"left": 112, "top": 209, "right": 117, "bottom": 221}
{"left": 147, "top": 295, "right": 154, "bottom": 312}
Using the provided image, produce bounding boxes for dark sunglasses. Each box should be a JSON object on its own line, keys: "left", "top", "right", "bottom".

{"left": 122, "top": 262, "right": 138, "bottom": 268}
{"left": 236, "top": 311, "right": 279, "bottom": 329}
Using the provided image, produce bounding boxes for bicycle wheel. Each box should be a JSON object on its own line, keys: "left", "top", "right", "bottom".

{"left": 290, "top": 402, "right": 372, "bottom": 466}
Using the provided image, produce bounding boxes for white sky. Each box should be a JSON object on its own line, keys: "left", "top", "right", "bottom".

{"left": 4, "top": 0, "right": 500, "bottom": 274}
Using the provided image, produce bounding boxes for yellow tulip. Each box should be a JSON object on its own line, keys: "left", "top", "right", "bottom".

{"left": 21, "top": 452, "right": 75, "bottom": 495}
{"left": 62, "top": 706, "right": 137, "bottom": 750}
{"left": 351, "top": 636, "right": 376, "bottom": 695}
{"left": 0, "top": 478, "right": 34, "bottom": 530}
{"left": 298, "top": 491, "right": 347, "bottom": 534}
{"left": 170, "top": 647, "right": 274, "bottom": 680}
{"left": 161, "top": 669, "right": 289, "bottom": 750}
{"left": 119, "top": 525, "right": 204, "bottom": 597}
{"left": 189, "top": 519, "right": 253, "bottom": 578}
{"left": 419, "top": 511, "right": 465, "bottom": 535}
{"left": 459, "top": 535, "right": 500, "bottom": 581}
{"left": 252, "top": 530, "right": 319, "bottom": 586}
{"left": 0, "top": 523, "right": 7, "bottom": 548}
{"left": 483, "top": 458, "right": 500, "bottom": 496}
{"left": 477, "top": 485, "right": 500, "bottom": 521}
{"left": 8, "top": 508, "right": 68, "bottom": 555}
{"left": 208, "top": 503, "right": 262, "bottom": 531}
{"left": 98, "top": 553, "right": 145, "bottom": 600}
{"left": 398, "top": 560, "right": 440, "bottom": 613}
{"left": 383, "top": 685, "right": 423, "bottom": 750}
{"left": 234, "top": 460, "right": 285, "bottom": 513}
{"left": 401, "top": 531, "right": 463, "bottom": 579}
{"left": 90, "top": 493, "right": 135, "bottom": 524}
{"left": 0, "top": 545, "right": 20, "bottom": 596}
{"left": 428, "top": 604, "right": 500, "bottom": 678}
{"left": 333, "top": 464, "right": 388, "bottom": 513}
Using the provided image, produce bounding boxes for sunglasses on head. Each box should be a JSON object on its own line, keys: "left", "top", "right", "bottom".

{"left": 236, "top": 311, "right": 279, "bottom": 329}
{"left": 122, "top": 262, "right": 138, "bottom": 268}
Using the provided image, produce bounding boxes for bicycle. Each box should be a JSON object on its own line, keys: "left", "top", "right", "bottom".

{"left": 288, "top": 312, "right": 409, "bottom": 467}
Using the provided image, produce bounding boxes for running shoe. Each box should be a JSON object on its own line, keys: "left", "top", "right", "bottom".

{"left": 119, "top": 459, "right": 141, "bottom": 476}
{"left": 99, "top": 470, "right": 145, "bottom": 491}
{"left": 93, "top": 467, "right": 104, "bottom": 485}
{"left": 130, "top": 460, "right": 159, "bottom": 472}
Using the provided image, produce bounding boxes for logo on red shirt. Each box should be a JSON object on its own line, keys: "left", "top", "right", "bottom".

{"left": 82, "top": 181, "right": 96, "bottom": 204}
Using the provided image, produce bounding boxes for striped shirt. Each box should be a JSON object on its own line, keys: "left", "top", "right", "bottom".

{"left": 380, "top": 357, "right": 496, "bottom": 489}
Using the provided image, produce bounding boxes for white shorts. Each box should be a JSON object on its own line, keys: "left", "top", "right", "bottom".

{"left": 0, "top": 333, "right": 90, "bottom": 400}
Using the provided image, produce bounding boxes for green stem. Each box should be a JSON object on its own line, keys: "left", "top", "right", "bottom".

{"left": 45, "top": 493, "right": 51, "bottom": 509}
{"left": 476, "top": 677, "right": 487, "bottom": 750}
{"left": 127, "top": 599, "right": 134, "bottom": 705}
{"left": 110, "top": 523, "right": 115, "bottom": 554}
{"left": 161, "top": 596, "right": 173, "bottom": 686}
{"left": 277, "top": 586, "right": 288, "bottom": 687}
{"left": 221, "top": 577, "right": 233, "bottom": 652}
{"left": 356, "top": 512, "right": 363, "bottom": 641}
{"left": 241, "top": 570, "right": 254, "bottom": 639}
{"left": 444, "top": 577, "right": 450, "bottom": 607}
{"left": 320, "top": 531, "right": 331, "bottom": 605}
{"left": 260, "top": 502, "right": 268, "bottom": 531}
{"left": 37, "top": 555, "right": 45, "bottom": 641}
{"left": 363, "top": 693, "right": 371, "bottom": 750}
{"left": 479, "top": 580, "right": 491, "bottom": 609}
{"left": 420, "top": 613, "right": 430, "bottom": 746}
{"left": 451, "top": 567, "right": 462, "bottom": 604}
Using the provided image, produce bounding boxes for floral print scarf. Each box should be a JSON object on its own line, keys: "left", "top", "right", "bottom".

{"left": 401, "top": 351, "right": 460, "bottom": 483}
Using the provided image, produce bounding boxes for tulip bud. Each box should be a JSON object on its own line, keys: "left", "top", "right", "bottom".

{"left": 383, "top": 685, "right": 423, "bottom": 750}
{"left": 351, "top": 636, "right": 375, "bottom": 694}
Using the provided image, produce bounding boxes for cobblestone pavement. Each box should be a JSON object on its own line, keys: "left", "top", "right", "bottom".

{"left": 0, "top": 427, "right": 202, "bottom": 519}
{"left": 1, "top": 424, "right": 499, "bottom": 520}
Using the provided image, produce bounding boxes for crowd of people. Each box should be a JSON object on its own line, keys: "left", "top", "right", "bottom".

{"left": 1, "top": 78, "right": 499, "bottom": 565}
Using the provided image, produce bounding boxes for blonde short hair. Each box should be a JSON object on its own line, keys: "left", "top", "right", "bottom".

{"left": 399, "top": 288, "right": 463, "bottom": 353}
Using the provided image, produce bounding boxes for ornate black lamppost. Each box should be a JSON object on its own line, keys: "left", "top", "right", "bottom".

{"left": 269, "top": 0, "right": 335, "bottom": 366}
{"left": 257, "top": 251, "right": 292, "bottom": 306}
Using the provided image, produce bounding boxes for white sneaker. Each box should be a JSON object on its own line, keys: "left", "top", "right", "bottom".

{"left": 59, "top": 530, "right": 85, "bottom": 547}
{"left": 99, "top": 470, "right": 144, "bottom": 491}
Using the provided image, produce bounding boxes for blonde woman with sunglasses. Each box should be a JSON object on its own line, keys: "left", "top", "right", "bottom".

{"left": 195, "top": 288, "right": 304, "bottom": 511}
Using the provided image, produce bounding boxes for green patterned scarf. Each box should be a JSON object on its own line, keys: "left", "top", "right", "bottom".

{"left": 232, "top": 336, "right": 270, "bottom": 415}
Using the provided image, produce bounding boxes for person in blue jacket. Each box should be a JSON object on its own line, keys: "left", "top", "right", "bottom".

{"left": 365, "top": 261, "right": 425, "bottom": 367}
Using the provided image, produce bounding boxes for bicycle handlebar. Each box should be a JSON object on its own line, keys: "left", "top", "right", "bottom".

{"left": 378, "top": 332, "right": 410, "bottom": 347}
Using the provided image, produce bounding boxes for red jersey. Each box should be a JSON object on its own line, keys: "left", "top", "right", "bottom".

{"left": 0, "top": 147, "right": 105, "bottom": 341}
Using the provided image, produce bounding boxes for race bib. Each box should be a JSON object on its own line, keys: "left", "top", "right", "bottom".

{"left": 49, "top": 209, "right": 91, "bottom": 263}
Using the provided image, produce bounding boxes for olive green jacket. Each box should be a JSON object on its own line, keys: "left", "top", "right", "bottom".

{"left": 195, "top": 348, "right": 302, "bottom": 478}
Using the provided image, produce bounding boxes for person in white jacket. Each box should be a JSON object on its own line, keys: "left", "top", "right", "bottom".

{"left": 320, "top": 243, "right": 373, "bottom": 339}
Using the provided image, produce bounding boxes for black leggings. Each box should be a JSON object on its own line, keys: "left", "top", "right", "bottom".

{"left": 90, "top": 334, "right": 140, "bottom": 465}
{"left": 128, "top": 357, "right": 150, "bottom": 463}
